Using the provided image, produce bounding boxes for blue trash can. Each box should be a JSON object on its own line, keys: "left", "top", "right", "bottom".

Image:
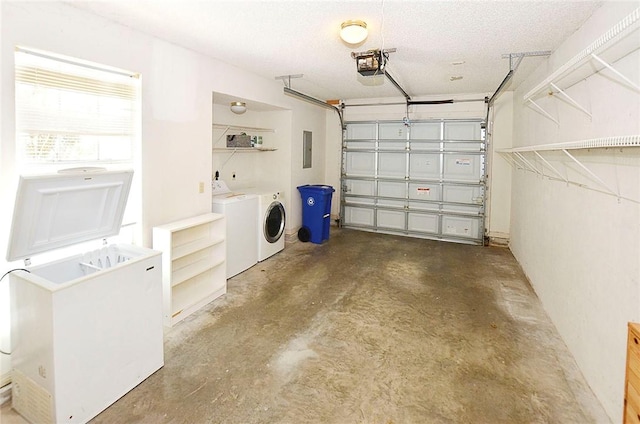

{"left": 297, "top": 185, "right": 335, "bottom": 244}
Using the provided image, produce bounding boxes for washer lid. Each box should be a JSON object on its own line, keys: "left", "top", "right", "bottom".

{"left": 6, "top": 169, "right": 133, "bottom": 262}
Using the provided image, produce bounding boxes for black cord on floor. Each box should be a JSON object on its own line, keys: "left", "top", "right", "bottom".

{"left": 0, "top": 268, "right": 31, "bottom": 355}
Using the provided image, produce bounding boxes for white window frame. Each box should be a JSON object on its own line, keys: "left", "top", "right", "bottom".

{"left": 14, "top": 47, "right": 142, "bottom": 244}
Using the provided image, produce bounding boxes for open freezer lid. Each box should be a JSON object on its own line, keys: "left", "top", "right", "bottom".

{"left": 6, "top": 169, "right": 134, "bottom": 262}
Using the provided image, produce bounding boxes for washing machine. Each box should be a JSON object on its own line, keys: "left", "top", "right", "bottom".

{"left": 212, "top": 180, "right": 258, "bottom": 278}
{"left": 243, "top": 188, "right": 286, "bottom": 261}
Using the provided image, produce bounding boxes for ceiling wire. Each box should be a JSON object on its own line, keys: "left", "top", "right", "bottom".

{"left": 380, "top": 0, "right": 385, "bottom": 52}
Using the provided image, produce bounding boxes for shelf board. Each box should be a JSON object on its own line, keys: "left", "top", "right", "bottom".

{"left": 171, "top": 257, "right": 225, "bottom": 287}
{"left": 497, "top": 135, "right": 640, "bottom": 153}
{"left": 524, "top": 7, "right": 640, "bottom": 101}
{"left": 213, "top": 123, "right": 275, "bottom": 133}
{"left": 171, "top": 237, "right": 224, "bottom": 261}
{"left": 155, "top": 213, "right": 223, "bottom": 232}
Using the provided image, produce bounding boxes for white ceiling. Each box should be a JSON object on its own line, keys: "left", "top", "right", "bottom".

{"left": 68, "top": 0, "right": 606, "bottom": 102}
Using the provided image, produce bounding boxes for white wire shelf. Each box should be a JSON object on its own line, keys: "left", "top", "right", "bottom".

{"left": 497, "top": 135, "right": 640, "bottom": 203}
{"left": 524, "top": 7, "right": 640, "bottom": 102}
{"left": 212, "top": 123, "right": 275, "bottom": 133}
{"left": 497, "top": 135, "right": 640, "bottom": 153}
{"left": 523, "top": 7, "right": 640, "bottom": 124}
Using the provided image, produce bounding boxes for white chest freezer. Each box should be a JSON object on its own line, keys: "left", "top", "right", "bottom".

{"left": 6, "top": 169, "right": 164, "bottom": 424}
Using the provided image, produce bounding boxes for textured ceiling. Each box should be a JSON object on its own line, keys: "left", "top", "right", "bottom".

{"left": 68, "top": 0, "right": 605, "bottom": 102}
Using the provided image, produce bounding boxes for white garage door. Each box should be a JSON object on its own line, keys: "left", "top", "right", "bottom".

{"left": 341, "top": 119, "right": 486, "bottom": 244}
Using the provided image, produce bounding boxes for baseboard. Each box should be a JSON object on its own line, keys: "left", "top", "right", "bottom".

{"left": 0, "top": 382, "right": 11, "bottom": 407}
{"left": 488, "top": 232, "right": 510, "bottom": 247}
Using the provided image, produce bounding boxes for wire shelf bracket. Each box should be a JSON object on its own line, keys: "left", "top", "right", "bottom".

{"left": 497, "top": 135, "right": 640, "bottom": 203}
{"left": 523, "top": 7, "right": 640, "bottom": 124}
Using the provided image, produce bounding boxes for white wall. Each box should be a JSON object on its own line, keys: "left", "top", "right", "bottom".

{"left": 0, "top": 1, "right": 327, "bottom": 384}
{"left": 487, "top": 92, "right": 513, "bottom": 242}
{"left": 510, "top": 3, "right": 640, "bottom": 422}
{"left": 288, "top": 101, "right": 329, "bottom": 232}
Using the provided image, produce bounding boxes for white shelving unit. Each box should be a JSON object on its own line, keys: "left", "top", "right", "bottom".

{"left": 501, "top": 8, "right": 640, "bottom": 203}
{"left": 153, "top": 213, "right": 226, "bottom": 327}
{"left": 213, "top": 123, "right": 275, "bottom": 148}
{"left": 497, "top": 135, "right": 640, "bottom": 203}
{"left": 524, "top": 7, "right": 640, "bottom": 124}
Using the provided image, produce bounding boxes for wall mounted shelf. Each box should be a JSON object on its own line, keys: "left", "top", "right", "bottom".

{"left": 498, "top": 135, "right": 640, "bottom": 203}
{"left": 212, "top": 147, "right": 277, "bottom": 153}
{"left": 212, "top": 123, "right": 275, "bottom": 133}
{"left": 212, "top": 123, "right": 276, "bottom": 150}
{"left": 524, "top": 7, "right": 640, "bottom": 124}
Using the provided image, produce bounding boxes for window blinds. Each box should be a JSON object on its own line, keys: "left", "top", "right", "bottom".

{"left": 15, "top": 47, "right": 140, "bottom": 164}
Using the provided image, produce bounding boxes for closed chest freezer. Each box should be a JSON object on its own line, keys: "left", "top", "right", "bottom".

{"left": 6, "top": 169, "right": 163, "bottom": 424}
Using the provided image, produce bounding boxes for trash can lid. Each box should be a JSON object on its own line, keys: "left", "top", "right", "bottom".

{"left": 297, "top": 184, "right": 335, "bottom": 193}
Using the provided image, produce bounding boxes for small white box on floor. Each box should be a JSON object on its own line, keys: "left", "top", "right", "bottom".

{"left": 6, "top": 169, "right": 163, "bottom": 424}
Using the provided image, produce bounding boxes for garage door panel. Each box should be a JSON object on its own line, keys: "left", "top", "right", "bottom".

{"left": 346, "top": 152, "right": 375, "bottom": 176}
{"left": 377, "top": 209, "right": 405, "bottom": 230}
{"left": 409, "top": 153, "right": 440, "bottom": 179}
{"left": 408, "top": 213, "right": 439, "bottom": 234}
{"left": 443, "top": 155, "right": 482, "bottom": 182}
{"left": 379, "top": 123, "right": 406, "bottom": 140}
{"left": 379, "top": 153, "right": 406, "bottom": 178}
{"left": 444, "top": 121, "right": 481, "bottom": 140}
{"left": 378, "top": 181, "right": 406, "bottom": 198}
{"left": 442, "top": 215, "right": 481, "bottom": 239}
{"left": 346, "top": 123, "right": 376, "bottom": 140}
{"left": 408, "top": 183, "right": 440, "bottom": 201}
{"left": 344, "top": 206, "right": 374, "bottom": 226}
{"left": 345, "top": 179, "right": 375, "bottom": 196}
{"left": 410, "top": 122, "right": 441, "bottom": 140}
{"left": 442, "top": 185, "right": 483, "bottom": 204}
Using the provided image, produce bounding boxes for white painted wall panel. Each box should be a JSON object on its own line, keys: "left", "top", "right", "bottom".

{"left": 509, "top": 3, "right": 640, "bottom": 421}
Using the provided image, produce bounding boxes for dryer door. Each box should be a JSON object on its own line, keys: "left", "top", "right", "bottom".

{"left": 264, "top": 201, "right": 285, "bottom": 243}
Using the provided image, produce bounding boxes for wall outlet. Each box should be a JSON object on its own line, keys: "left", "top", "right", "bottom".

{"left": 198, "top": 181, "right": 204, "bottom": 193}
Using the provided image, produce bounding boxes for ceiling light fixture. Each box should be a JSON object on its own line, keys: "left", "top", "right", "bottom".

{"left": 230, "top": 101, "right": 246, "bottom": 114}
{"left": 340, "top": 20, "right": 368, "bottom": 44}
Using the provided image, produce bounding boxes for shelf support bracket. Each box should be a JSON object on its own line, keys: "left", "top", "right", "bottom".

{"left": 499, "top": 152, "right": 523, "bottom": 170}
{"left": 591, "top": 53, "right": 640, "bottom": 92}
{"left": 214, "top": 126, "right": 231, "bottom": 147}
{"left": 533, "top": 151, "right": 568, "bottom": 183}
{"left": 514, "top": 152, "right": 541, "bottom": 175}
{"left": 549, "top": 83, "right": 592, "bottom": 118}
{"left": 527, "top": 99, "right": 559, "bottom": 125}
{"left": 561, "top": 149, "right": 619, "bottom": 198}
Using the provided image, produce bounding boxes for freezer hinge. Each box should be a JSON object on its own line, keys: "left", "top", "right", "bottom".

{"left": 23, "top": 258, "right": 31, "bottom": 267}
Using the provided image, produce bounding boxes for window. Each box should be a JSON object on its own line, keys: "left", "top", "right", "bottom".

{"left": 15, "top": 47, "right": 140, "bottom": 167}
{"left": 14, "top": 47, "right": 142, "bottom": 245}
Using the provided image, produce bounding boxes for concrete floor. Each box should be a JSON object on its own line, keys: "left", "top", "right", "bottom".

{"left": 1, "top": 228, "right": 610, "bottom": 423}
